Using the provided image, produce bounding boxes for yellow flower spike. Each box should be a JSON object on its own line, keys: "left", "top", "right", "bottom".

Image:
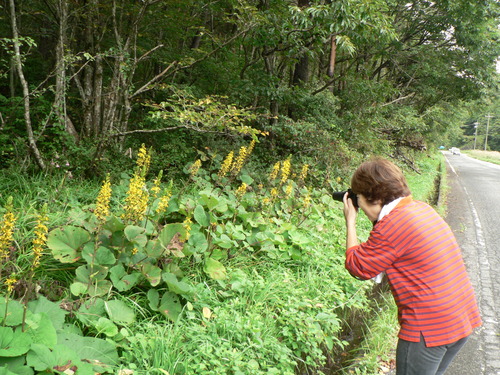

{"left": 285, "top": 181, "right": 294, "bottom": 199}
{"left": 95, "top": 175, "right": 112, "bottom": 223}
{"left": 269, "top": 162, "right": 280, "bottom": 180}
{"left": 0, "top": 198, "right": 16, "bottom": 262}
{"left": 280, "top": 158, "right": 291, "bottom": 184}
{"left": 136, "top": 144, "right": 151, "bottom": 171}
{"left": 336, "top": 177, "right": 342, "bottom": 183}
{"left": 122, "top": 174, "right": 149, "bottom": 223}
{"left": 247, "top": 139, "right": 256, "bottom": 157}
{"left": 299, "top": 164, "right": 309, "bottom": 182}
{"left": 218, "top": 151, "right": 234, "bottom": 178}
{"left": 231, "top": 146, "right": 247, "bottom": 175}
{"left": 156, "top": 190, "right": 172, "bottom": 214}
{"left": 32, "top": 207, "right": 49, "bottom": 270}
{"left": 4, "top": 277, "right": 17, "bottom": 293}
{"left": 151, "top": 171, "right": 163, "bottom": 198}
{"left": 303, "top": 194, "right": 311, "bottom": 209}
{"left": 189, "top": 159, "right": 202, "bottom": 178}
{"left": 183, "top": 217, "right": 192, "bottom": 240}
{"left": 122, "top": 145, "right": 154, "bottom": 223}
{"left": 235, "top": 183, "right": 247, "bottom": 199}
{"left": 270, "top": 187, "right": 279, "bottom": 199}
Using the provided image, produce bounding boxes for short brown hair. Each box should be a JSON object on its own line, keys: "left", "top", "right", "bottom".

{"left": 351, "top": 158, "right": 411, "bottom": 205}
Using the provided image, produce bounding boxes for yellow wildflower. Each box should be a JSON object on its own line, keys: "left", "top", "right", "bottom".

{"left": 247, "top": 139, "right": 256, "bottom": 156}
{"left": 299, "top": 164, "right": 309, "bottom": 182}
{"left": 122, "top": 145, "right": 153, "bottom": 223}
{"left": 269, "top": 162, "right": 280, "bottom": 180}
{"left": 183, "top": 217, "right": 192, "bottom": 240}
{"left": 231, "top": 146, "right": 247, "bottom": 175}
{"left": 189, "top": 159, "right": 202, "bottom": 178}
{"left": 0, "top": 199, "right": 16, "bottom": 261}
{"left": 151, "top": 171, "right": 163, "bottom": 198}
{"left": 303, "top": 194, "right": 311, "bottom": 209}
{"left": 262, "top": 197, "right": 271, "bottom": 206}
{"left": 4, "top": 277, "right": 17, "bottom": 293}
{"left": 280, "top": 158, "right": 291, "bottom": 184}
{"left": 32, "top": 207, "right": 48, "bottom": 269}
{"left": 136, "top": 144, "right": 151, "bottom": 172}
{"left": 235, "top": 183, "right": 247, "bottom": 199}
{"left": 122, "top": 174, "right": 149, "bottom": 223}
{"left": 156, "top": 190, "right": 172, "bottom": 214}
{"left": 95, "top": 175, "right": 112, "bottom": 222}
{"left": 270, "top": 187, "right": 279, "bottom": 199}
{"left": 131, "top": 247, "right": 139, "bottom": 255}
{"left": 218, "top": 151, "right": 234, "bottom": 178}
{"left": 285, "top": 181, "right": 294, "bottom": 199}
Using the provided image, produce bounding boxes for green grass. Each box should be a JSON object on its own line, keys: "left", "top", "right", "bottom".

{"left": 140, "top": 153, "right": 444, "bottom": 375}
{"left": 0, "top": 152, "right": 444, "bottom": 375}
{"left": 341, "top": 291, "right": 398, "bottom": 374}
{"left": 463, "top": 150, "right": 500, "bottom": 165}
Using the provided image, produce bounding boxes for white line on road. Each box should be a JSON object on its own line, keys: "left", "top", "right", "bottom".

{"left": 462, "top": 185, "right": 500, "bottom": 374}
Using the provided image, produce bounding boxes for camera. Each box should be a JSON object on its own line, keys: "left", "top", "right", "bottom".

{"left": 332, "top": 188, "right": 358, "bottom": 208}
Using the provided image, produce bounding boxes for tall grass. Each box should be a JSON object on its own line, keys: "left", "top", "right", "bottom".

{"left": 0, "top": 151, "right": 444, "bottom": 375}
{"left": 463, "top": 149, "right": 500, "bottom": 165}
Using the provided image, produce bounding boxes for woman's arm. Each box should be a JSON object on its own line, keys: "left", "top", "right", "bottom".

{"left": 343, "top": 192, "right": 359, "bottom": 250}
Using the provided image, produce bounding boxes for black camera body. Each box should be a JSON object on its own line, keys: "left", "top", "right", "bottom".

{"left": 332, "top": 188, "right": 358, "bottom": 208}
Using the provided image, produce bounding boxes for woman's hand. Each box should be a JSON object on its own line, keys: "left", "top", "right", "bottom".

{"left": 343, "top": 192, "right": 359, "bottom": 249}
{"left": 343, "top": 192, "right": 358, "bottom": 226}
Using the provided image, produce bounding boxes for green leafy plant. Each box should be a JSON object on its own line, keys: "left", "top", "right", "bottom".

{"left": 0, "top": 295, "right": 119, "bottom": 375}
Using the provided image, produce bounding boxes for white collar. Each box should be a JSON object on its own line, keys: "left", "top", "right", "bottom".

{"left": 378, "top": 197, "right": 404, "bottom": 221}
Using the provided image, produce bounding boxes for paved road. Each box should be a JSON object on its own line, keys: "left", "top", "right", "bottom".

{"left": 443, "top": 152, "right": 500, "bottom": 375}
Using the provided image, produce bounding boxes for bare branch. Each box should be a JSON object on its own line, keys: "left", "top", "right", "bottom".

{"left": 380, "top": 93, "right": 415, "bottom": 107}
{"left": 106, "top": 125, "right": 231, "bottom": 138}
{"left": 131, "top": 61, "right": 178, "bottom": 98}
{"left": 135, "top": 44, "right": 164, "bottom": 64}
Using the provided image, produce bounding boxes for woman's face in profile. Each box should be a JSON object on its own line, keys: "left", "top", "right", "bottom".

{"left": 357, "top": 194, "right": 383, "bottom": 223}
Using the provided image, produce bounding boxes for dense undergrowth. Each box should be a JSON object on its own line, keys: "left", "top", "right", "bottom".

{"left": 0, "top": 145, "right": 443, "bottom": 375}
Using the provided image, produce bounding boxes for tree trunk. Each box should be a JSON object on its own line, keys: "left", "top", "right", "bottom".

{"left": 288, "top": 0, "right": 310, "bottom": 120}
{"left": 9, "top": 0, "right": 45, "bottom": 170}
{"left": 291, "top": 0, "right": 311, "bottom": 88}
{"left": 327, "top": 35, "right": 337, "bottom": 78}
{"left": 292, "top": 55, "right": 310, "bottom": 86}
{"left": 93, "top": 54, "right": 104, "bottom": 136}
{"left": 9, "top": 58, "right": 15, "bottom": 97}
{"left": 54, "top": 0, "right": 79, "bottom": 142}
{"left": 78, "top": 0, "right": 100, "bottom": 138}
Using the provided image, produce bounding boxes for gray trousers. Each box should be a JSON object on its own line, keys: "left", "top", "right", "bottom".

{"left": 396, "top": 333, "right": 469, "bottom": 375}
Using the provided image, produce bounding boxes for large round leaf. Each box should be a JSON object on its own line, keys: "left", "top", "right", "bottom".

{"left": 194, "top": 205, "right": 210, "bottom": 227}
{"left": 104, "top": 300, "right": 135, "bottom": 325}
{"left": 0, "top": 327, "right": 32, "bottom": 357}
{"left": 158, "top": 292, "right": 182, "bottom": 323}
{"left": 162, "top": 272, "right": 193, "bottom": 296}
{"left": 82, "top": 243, "right": 116, "bottom": 265}
{"left": 0, "top": 299, "right": 24, "bottom": 327}
{"left": 47, "top": 226, "right": 91, "bottom": 263}
{"left": 124, "top": 225, "right": 148, "bottom": 248}
{"left": 204, "top": 257, "right": 227, "bottom": 280}
{"left": 140, "top": 263, "right": 162, "bottom": 286}
{"left": 109, "top": 264, "right": 141, "bottom": 291}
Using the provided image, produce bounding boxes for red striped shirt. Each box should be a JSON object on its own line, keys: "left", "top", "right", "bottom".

{"left": 345, "top": 196, "right": 482, "bottom": 346}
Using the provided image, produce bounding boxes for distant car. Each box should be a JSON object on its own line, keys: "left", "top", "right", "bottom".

{"left": 449, "top": 147, "right": 461, "bottom": 155}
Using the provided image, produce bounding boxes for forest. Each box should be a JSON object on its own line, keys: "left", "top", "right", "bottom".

{"left": 0, "top": 0, "right": 498, "bottom": 175}
{"left": 0, "top": 1, "right": 499, "bottom": 374}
